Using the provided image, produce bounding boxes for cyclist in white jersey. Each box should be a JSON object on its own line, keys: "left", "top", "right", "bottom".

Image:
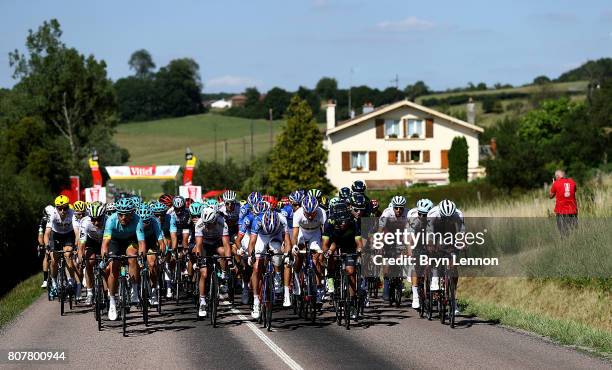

{"left": 291, "top": 195, "right": 327, "bottom": 303}
{"left": 378, "top": 195, "right": 409, "bottom": 301}
{"left": 405, "top": 198, "right": 434, "bottom": 309}
{"left": 77, "top": 202, "right": 106, "bottom": 305}
{"left": 44, "top": 195, "right": 80, "bottom": 297}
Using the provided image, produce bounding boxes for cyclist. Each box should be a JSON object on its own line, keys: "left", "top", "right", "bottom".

{"left": 378, "top": 195, "right": 409, "bottom": 301}
{"left": 101, "top": 198, "right": 146, "bottom": 321}
{"left": 159, "top": 194, "right": 174, "bottom": 214}
{"left": 322, "top": 202, "right": 363, "bottom": 319}
{"left": 349, "top": 193, "right": 370, "bottom": 220}
{"left": 338, "top": 187, "right": 352, "bottom": 206}
{"left": 220, "top": 190, "right": 240, "bottom": 239}
{"left": 248, "top": 210, "right": 292, "bottom": 318}
{"left": 194, "top": 207, "right": 231, "bottom": 318}
{"left": 351, "top": 180, "right": 371, "bottom": 214}
{"left": 291, "top": 195, "right": 327, "bottom": 304}
{"left": 427, "top": 199, "right": 464, "bottom": 315}
{"left": 44, "top": 195, "right": 80, "bottom": 299}
{"left": 406, "top": 198, "right": 433, "bottom": 309}
{"left": 77, "top": 202, "right": 106, "bottom": 305}
{"left": 136, "top": 205, "right": 166, "bottom": 306}
{"left": 151, "top": 201, "right": 171, "bottom": 244}
{"left": 234, "top": 192, "right": 262, "bottom": 304}
{"left": 168, "top": 196, "right": 190, "bottom": 298}
{"left": 38, "top": 205, "right": 54, "bottom": 288}
{"left": 370, "top": 199, "right": 382, "bottom": 217}
{"left": 72, "top": 200, "right": 88, "bottom": 299}
{"left": 106, "top": 202, "right": 116, "bottom": 217}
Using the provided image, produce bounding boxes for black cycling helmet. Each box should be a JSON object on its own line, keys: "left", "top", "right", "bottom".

{"left": 338, "top": 187, "right": 352, "bottom": 200}
{"left": 331, "top": 202, "right": 351, "bottom": 221}
{"left": 350, "top": 193, "right": 367, "bottom": 210}
{"left": 351, "top": 180, "right": 366, "bottom": 194}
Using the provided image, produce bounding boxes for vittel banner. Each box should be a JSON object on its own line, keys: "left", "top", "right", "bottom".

{"left": 105, "top": 165, "right": 180, "bottom": 179}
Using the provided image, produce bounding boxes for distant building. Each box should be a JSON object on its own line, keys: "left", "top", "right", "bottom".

{"left": 211, "top": 99, "right": 232, "bottom": 109}
{"left": 230, "top": 95, "right": 247, "bottom": 107}
{"left": 324, "top": 99, "right": 485, "bottom": 189}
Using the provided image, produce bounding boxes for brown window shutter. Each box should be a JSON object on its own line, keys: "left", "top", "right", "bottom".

{"left": 440, "top": 150, "right": 449, "bottom": 169}
{"left": 425, "top": 118, "right": 434, "bottom": 138}
{"left": 388, "top": 150, "right": 396, "bottom": 164}
{"left": 402, "top": 119, "right": 407, "bottom": 137}
{"left": 369, "top": 151, "right": 377, "bottom": 171}
{"left": 342, "top": 152, "right": 350, "bottom": 171}
{"left": 400, "top": 151, "right": 405, "bottom": 163}
{"left": 375, "top": 119, "right": 384, "bottom": 138}
{"left": 423, "top": 150, "right": 430, "bottom": 163}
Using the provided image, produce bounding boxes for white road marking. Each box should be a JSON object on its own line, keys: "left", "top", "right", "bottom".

{"left": 221, "top": 301, "right": 303, "bottom": 370}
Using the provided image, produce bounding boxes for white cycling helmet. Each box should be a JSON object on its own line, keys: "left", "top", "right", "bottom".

{"left": 391, "top": 195, "right": 407, "bottom": 208}
{"left": 416, "top": 199, "right": 433, "bottom": 214}
{"left": 201, "top": 207, "right": 217, "bottom": 224}
{"left": 222, "top": 190, "right": 236, "bottom": 202}
{"left": 439, "top": 199, "right": 456, "bottom": 217}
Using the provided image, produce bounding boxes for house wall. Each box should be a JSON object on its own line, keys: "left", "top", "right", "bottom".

{"left": 324, "top": 106, "right": 482, "bottom": 189}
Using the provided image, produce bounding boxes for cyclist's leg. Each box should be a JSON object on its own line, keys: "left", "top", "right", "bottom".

{"left": 107, "top": 239, "right": 122, "bottom": 297}
{"left": 126, "top": 243, "right": 139, "bottom": 284}
{"left": 250, "top": 236, "right": 266, "bottom": 302}
{"left": 49, "top": 231, "right": 59, "bottom": 283}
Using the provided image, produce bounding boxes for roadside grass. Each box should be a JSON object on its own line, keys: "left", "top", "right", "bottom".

{"left": 459, "top": 296, "right": 611, "bottom": 356}
{"left": 0, "top": 273, "right": 43, "bottom": 330}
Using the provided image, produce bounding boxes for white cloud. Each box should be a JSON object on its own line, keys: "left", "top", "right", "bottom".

{"left": 206, "top": 75, "right": 260, "bottom": 89}
{"left": 376, "top": 16, "right": 435, "bottom": 32}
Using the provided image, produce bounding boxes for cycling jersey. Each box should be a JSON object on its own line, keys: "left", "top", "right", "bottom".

{"left": 427, "top": 206, "right": 465, "bottom": 248}
{"left": 38, "top": 215, "right": 48, "bottom": 236}
{"left": 238, "top": 203, "right": 251, "bottom": 227}
{"left": 378, "top": 207, "right": 409, "bottom": 231}
{"left": 280, "top": 204, "right": 293, "bottom": 228}
{"left": 251, "top": 213, "right": 288, "bottom": 255}
{"left": 219, "top": 201, "right": 240, "bottom": 236}
{"left": 103, "top": 213, "right": 144, "bottom": 241}
{"left": 239, "top": 212, "right": 256, "bottom": 235}
{"left": 46, "top": 208, "right": 79, "bottom": 234}
{"left": 138, "top": 218, "right": 164, "bottom": 243}
{"left": 158, "top": 213, "right": 172, "bottom": 239}
{"left": 79, "top": 216, "right": 105, "bottom": 243}
{"left": 194, "top": 215, "right": 229, "bottom": 245}
{"left": 170, "top": 209, "right": 191, "bottom": 234}
{"left": 322, "top": 219, "right": 361, "bottom": 251}
{"left": 293, "top": 206, "right": 326, "bottom": 251}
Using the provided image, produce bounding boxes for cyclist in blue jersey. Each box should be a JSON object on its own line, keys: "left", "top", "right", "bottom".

{"left": 101, "top": 198, "right": 146, "bottom": 321}
{"left": 137, "top": 205, "right": 166, "bottom": 305}
{"left": 233, "top": 192, "right": 262, "bottom": 304}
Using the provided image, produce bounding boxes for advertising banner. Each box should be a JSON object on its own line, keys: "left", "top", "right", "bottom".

{"left": 84, "top": 187, "right": 107, "bottom": 203}
{"left": 179, "top": 185, "right": 202, "bottom": 200}
{"left": 88, "top": 158, "right": 103, "bottom": 187}
{"left": 105, "top": 165, "right": 180, "bottom": 180}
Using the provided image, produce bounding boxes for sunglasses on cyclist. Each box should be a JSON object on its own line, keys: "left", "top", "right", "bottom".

{"left": 393, "top": 206, "right": 404, "bottom": 211}
{"left": 117, "top": 212, "right": 131, "bottom": 217}
{"left": 56, "top": 206, "right": 69, "bottom": 211}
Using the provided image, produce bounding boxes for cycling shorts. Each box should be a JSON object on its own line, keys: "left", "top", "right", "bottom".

{"left": 108, "top": 238, "right": 138, "bottom": 256}
{"left": 84, "top": 237, "right": 102, "bottom": 255}
{"left": 255, "top": 235, "right": 282, "bottom": 257}
{"left": 297, "top": 235, "right": 321, "bottom": 252}
{"left": 49, "top": 230, "right": 75, "bottom": 251}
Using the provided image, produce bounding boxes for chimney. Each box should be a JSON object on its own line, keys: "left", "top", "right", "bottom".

{"left": 362, "top": 102, "right": 374, "bottom": 114}
{"left": 466, "top": 97, "right": 475, "bottom": 124}
{"left": 326, "top": 100, "right": 336, "bottom": 131}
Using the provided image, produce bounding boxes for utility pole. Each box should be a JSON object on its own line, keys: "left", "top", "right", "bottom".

{"left": 348, "top": 67, "right": 353, "bottom": 117}
{"left": 223, "top": 139, "right": 228, "bottom": 164}
{"left": 391, "top": 74, "right": 399, "bottom": 89}
{"left": 213, "top": 121, "right": 217, "bottom": 162}
{"left": 250, "top": 119, "right": 254, "bottom": 161}
{"left": 242, "top": 137, "right": 246, "bottom": 162}
{"left": 269, "top": 108, "right": 273, "bottom": 149}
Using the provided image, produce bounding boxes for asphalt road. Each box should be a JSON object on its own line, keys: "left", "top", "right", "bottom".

{"left": 0, "top": 292, "right": 609, "bottom": 370}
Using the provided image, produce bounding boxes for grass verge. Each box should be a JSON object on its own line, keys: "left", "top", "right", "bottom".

{"left": 459, "top": 296, "right": 611, "bottom": 357}
{"left": 0, "top": 273, "right": 43, "bottom": 330}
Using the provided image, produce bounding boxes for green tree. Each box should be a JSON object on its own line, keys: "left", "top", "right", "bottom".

{"left": 155, "top": 58, "right": 203, "bottom": 117}
{"left": 128, "top": 49, "right": 156, "bottom": 78}
{"left": 297, "top": 86, "right": 321, "bottom": 116}
{"left": 448, "top": 136, "right": 468, "bottom": 183}
{"left": 114, "top": 76, "right": 156, "bottom": 121}
{"left": 262, "top": 87, "right": 291, "bottom": 118}
{"left": 267, "top": 96, "right": 333, "bottom": 195}
{"left": 533, "top": 75, "right": 551, "bottom": 85}
{"left": 315, "top": 77, "right": 338, "bottom": 100}
{"left": 244, "top": 87, "right": 261, "bottom": 107}
{"left": 404, "top": 80, "right": 430, "bottom": 101}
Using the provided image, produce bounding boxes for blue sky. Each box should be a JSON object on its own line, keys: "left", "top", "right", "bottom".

{"left": 1, "top": 0, "right": 611, "bottom": 93}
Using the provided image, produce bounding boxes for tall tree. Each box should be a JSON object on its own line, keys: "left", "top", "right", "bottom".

{"left": 155, "top": 58, "right": 203, "bottom": 117}
{"left": 262, "top": 87, "right": 291, "bottom": 118}
{"left": 267, "top": 95, "right": 333, "bottom": 195}
{"left": 404, "top": 81, "right": 430, "bottom": 101}
{"left": 448, "top": 136, "right": 468, "bottom": 183}
{"left": 8, "top": 19, "right": 120, "bottom": 168}
{"left": 128, "top": 49, "right": 156, "bottom": 78}
{"left": 244, "top": 87, "right": 261, "bottom": 107}
{"left": 315, "top": 77, "right": 338, "bottom": 100}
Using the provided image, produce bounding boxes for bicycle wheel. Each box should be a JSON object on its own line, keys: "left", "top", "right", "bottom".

{"left": 174, "top": 261, "right": 181, "bottom": 306}
{"left": 193, "top": 268, "right": 200, "bottom": 309}
{"left": 120, "top": 279, "right": 128, "bottom": 337}
{"left": 265, "top": 272, "right": 274, "bottom": 331}
{"left": 343, "top": 273, "right": 351, "bottom": 330}
{"left": 448, "top": 275, "right": 456, "bottom": 328}
{"left": 59, "top": 261, "right": 65, "bottom": 316}
{"left": 307, "top": 270, "right": 317, "bottom": 323}
{"left": 157, "top": 263, "right": 163, "bottom": 314}
{"left": 210, "top": 272, "right": 218, "bottom": 327}
{"left": 439, "top": 278, "right": 447, "bottom": 325}
{"left": 141, "top": 270, "right": 149, "bottom": 327}
{"left": 95, "top": 274, "right": 103, "bottom": 331}
{"left": 395, "top": 279, "right": 403, "bottom": 308}
{"left": 426, "top": 271, "right": 434, "bottom": 321}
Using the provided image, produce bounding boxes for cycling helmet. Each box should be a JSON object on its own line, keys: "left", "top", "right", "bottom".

{"left": 371, "top": 199, "right": 380, "bottom": 210}
{"left": 106, "top": 202, "right": 116, "bottom": 214}
{"left": 439, "top": 199, "right": 456, "bottom": 217}
{"left": 329, "top": 196, "right": 340, "bottom": 207}
{"left": 279, "top": 196, "right": 290, "bottom": 207}
{"left": 222, "top": 190, "right": 236, "bottom": 203}
{"left": 173, "top": 196, "right": 185, "bottom": 209}
{"left": 302, "top": 195, "right": 319, "bottom": 214}
{"left": 201, "top": 207, "right": 217, "bottom": 224}
{"left": 87, "top": 202, "right": 106, "bottom": 219}
{"left": 262, "top": 211, "right": 280, "bottom": 234}
{"left": 247, "top": 191, "right": 262, "bottom": 206}
{"left": 350, "top": 193, "right": 367, "bottom": 210}
{"left": 338, "top": 187, "right": 352, "bottom": 200}
{"left": 252, "top": 200, "right": 270, "bottom": 215}
{"left": 308, "top": 188, "right": 322, "bottom": 200}
{"left": 416, "top": 198, "right": 433, "bottom": 214}
{"left": 262, "top": 195, "right": 278, "bottom": 209}
{"left": 159, "top": 194, "right": 173, "bottom": 207}
{"left": 351, "top": 180, "right": 366, "bottom": 194}
{"left": 73, "top": 200, "right": 86, "bottom": 213}
{"left": 44, "top": 205, "right": 55, "bottom": 216}
{"left": 189, "top": 201, "right": 204, "bottom": 217}
{"left": 54, "top": 195, "right": 70, "bottom": 207}
{"left": 150, "top": 201, "right": 167, "bottom": 215}
{"left": 391, "top": 195, "right": 407, "bottom": 208}
{"left": 130, "top": 196, "right": 142, "bottom": 209}
{"left": 137, "top": 204, "right": 153, "bottom": 221}
{"left": 289, "top": 190, "right": 304, "bottom": 205}
{"left": 115, "top": 198, "right": 135, "bottom": 214}
{"left": 331, "top": 202, "right": 351, "bottom": 221}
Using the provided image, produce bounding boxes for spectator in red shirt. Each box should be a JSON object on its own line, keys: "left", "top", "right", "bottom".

{"left": 549, "top": 169, "right": 578, "bottom": 237}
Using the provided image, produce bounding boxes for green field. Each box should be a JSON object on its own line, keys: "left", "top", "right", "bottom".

{"left": 114, "top": 113, "right": 286, "bottom": 165}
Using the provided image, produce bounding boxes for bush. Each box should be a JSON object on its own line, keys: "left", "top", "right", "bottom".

{"left": 449, "top": 136, "right": 468, "bottom": 183}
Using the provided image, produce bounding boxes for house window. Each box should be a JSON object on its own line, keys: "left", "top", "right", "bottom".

{"left": 409, "top": 150, "right": 421, "bottom": 162}
{"left": 407, "top": 119, "right": 424, "bottom": 138}
{"left": 385, "top": 119, "right": 400, "bottom": 137}
{"left": 351, "top": 151, "right": 367, "bottom": 170}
